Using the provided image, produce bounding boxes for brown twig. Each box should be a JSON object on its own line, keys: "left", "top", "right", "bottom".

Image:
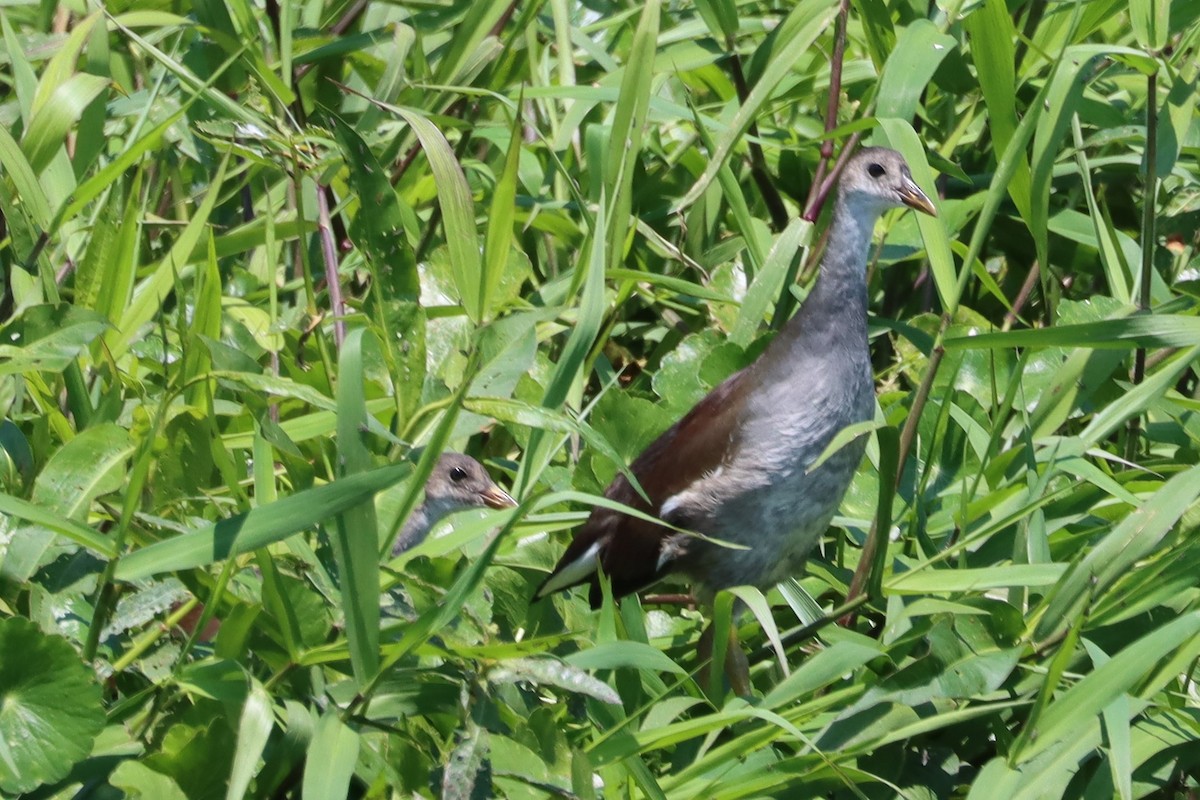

{"left": 801, "top": 0, "right": 852, "bottom": 223}
{"left": 797, "top": 132, "right": 866, "bottom": 286}
{"left": 1003, "top": 259, "right": 1041, "bottom": 331}
{"left": 803, "top": 130, "right": 865, "bottom": 224}
{"left": 314, "top": 186, "right": 346, "bottom": 347}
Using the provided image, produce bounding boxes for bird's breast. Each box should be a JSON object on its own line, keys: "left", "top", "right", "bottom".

{"left": 674, "top": 357, "right": 873, "bottom": 592}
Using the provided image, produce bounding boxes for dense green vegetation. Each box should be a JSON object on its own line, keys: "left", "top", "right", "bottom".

{"left": 1, "top": 0, "right": 1198, "bottom": 796}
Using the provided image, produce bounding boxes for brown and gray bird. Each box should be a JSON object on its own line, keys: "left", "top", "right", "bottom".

{"left": 535, "top": 147, "right": 936, "bottom": 619}
{"left": 392, "top": 453, "right": 516, "bottom": 556}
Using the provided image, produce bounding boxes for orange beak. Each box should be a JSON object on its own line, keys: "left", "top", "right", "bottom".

{"left": 481, "top": 485, "right": 517, "bottom": 510}
{"left": 899, "top": 178, "right": 937, "bottom": 217}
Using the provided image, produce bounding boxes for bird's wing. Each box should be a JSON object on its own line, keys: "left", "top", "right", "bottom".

{"left": 535, "top": 366, "right": 757, "bottom": 606}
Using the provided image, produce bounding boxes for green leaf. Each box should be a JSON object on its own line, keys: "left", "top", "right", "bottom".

{"left": 226, "top": 683, "right": 273, "bottom": 800}
{"left": 331, "top": 328, "right": 381, "bottom": 684}
{"left": 488, "top": 658, "right": 621, "bottom": 705}
{"left": 564, "top": 641, "right": 687, "bottom": 675}
{"left": 1032, "top": 464, "right": 1200, "bottom": 642}
{"left": 516, "top": 200, "right": 607, "bottom": 494}
{"left": 443, "top": 722, "right": 490, "bottom": 800}
{"left": 114, "top": 463, "right": 411, "bottom": 580}
{"left": 481, "top": 110, "right": 523, "bottom": 319}
{"left": 1017, "top": 611, "right": 1200, "bottom": 765}
{"left": 675, "top": 0, "right": 839, "bottom": 210}
{"left": 302, "top": 712, "right": 360, "bottom": 800}
{"left": 889, "top": 564, "right": 1067, "bottom": 594}
{"left": 0, "top": 304, "right": 109, "bottom": 376}
{"left": 111, "top": 157, "right": 229, "bottom": 359}
{"left": 693, "top": 0, "right": 737, "bottom": 40}
{"left": 875, "top": 20, "right": 955, "bottom": 121}
{"left": 431, "top": 0, "right": 508, "bottom": 86}
{"left": 731, "top": 218, "right": 810, "bottom": 345}
{"left": 0, "top": 493, "right": 113, "bottom": 557}
{"left": 0, "top": 125, "right": 51, "bottom": 230}
{"left": 603, "top": 0, "right": 659, "bottom": 273}
{"left": 963, "top": 0, "right": 1032, "bottom": 221}
{"left": 109, "top": 761, "right": 188, "bottom": 800}
{"left": 1129, "top": 0, "right": 1169, "bottom": 51}
{"left": 762, "top": 639, "right": 882, "bottom": 709}
{"left": 1072, "top": 119, "right": 1132, "bottom": 303}
{"left": 0, "top": 618, "right": 105, "bottom": 795}
{"left": 331, "top": 115, "right": 419, "bottom": 300}
{"left": 22, "top": 73, "right": 109, "bottom": 174}
{"left": 943, "top": 313, "right": 1200, "bottom": 350}
{"left": 394, "top": 106, "right": 483, "bottom": 321}
{"left": 1, "top": 423, "right": 131, "bottom": 581}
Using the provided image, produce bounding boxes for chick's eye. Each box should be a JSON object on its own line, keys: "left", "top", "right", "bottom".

{"left": 867, "top": 163, "right": 886, "bottom": 178}
{"left": 449, "top": 466, "right": 468, "bottom": 482}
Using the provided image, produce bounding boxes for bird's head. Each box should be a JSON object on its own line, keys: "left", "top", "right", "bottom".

{"left": 423, "top": 453, "right": 516, "bottom": 517}
{"left": 837, "top": 147, "right": 937, "bottom": 219}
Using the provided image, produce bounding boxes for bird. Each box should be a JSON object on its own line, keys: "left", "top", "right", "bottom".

{"left": 391, "top": 453, "right": 517, "bottom": 556}
{"left": 534, "top": 148, "right": 936, "bottom": 682}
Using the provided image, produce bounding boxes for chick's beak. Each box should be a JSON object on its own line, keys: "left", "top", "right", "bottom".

{"left": 899, "top": 178, "right": 937, "bottom": 217}
{"left": 481, "top": 485, "right": 517, "bottom": 510}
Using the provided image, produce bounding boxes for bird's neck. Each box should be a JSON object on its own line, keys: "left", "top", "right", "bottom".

{"left": 393, "top": 503, "right": 433, "bottom": 555}
{"left": 393, "top": 496, "right": 473, "bottom": 555}
{"left": 824, "top": 196, "right": 880, "bottom": 284}
{"left": 781, "top": 196, "right": 880, "bottom": 345}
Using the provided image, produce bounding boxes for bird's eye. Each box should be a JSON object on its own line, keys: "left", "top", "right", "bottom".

{"left": 449, "top": 466, "right": 468, "bottom": 482}
{"left": 867, "top": 163, "right": 886, "bottom": 178}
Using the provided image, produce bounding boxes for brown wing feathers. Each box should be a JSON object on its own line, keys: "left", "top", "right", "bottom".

{"left": 536, "top": 367, "right": 756, "bottom": 606}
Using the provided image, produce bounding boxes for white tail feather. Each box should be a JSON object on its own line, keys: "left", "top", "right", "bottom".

{"left": 535, "top": 540, "right": 602, "bottom": 598}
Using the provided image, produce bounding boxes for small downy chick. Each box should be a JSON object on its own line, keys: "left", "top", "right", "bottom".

{"left": 391, "top": 453, "right": 516, "bottom": 556}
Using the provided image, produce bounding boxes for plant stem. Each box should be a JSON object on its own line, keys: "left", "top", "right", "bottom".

{"left": 1128, "top": 67, "right": 1158, "bottom": 458}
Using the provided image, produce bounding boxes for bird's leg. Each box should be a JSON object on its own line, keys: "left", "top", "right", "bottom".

{"left": 697, "top": 622, "right": 752, "bottom": 699}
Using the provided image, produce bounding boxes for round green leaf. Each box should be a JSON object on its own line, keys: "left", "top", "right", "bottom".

{"left": 0, "top": 617, "right": 105, "bottom": 794}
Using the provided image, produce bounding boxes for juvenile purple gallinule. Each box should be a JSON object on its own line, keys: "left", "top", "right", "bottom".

{"left": 392, "top": 453, "right": 516, "bottom": 555}
{"left": 534, "top": 148, "right": 936, "bottom": 684}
